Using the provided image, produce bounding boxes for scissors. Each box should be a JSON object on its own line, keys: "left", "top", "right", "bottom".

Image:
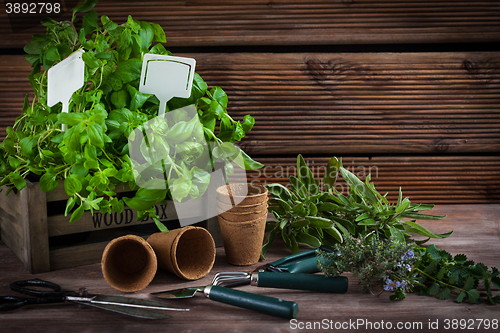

{"left": 0, "top": 279, "right": 188, "bottom": 319}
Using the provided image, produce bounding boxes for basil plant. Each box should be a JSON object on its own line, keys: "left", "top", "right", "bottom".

{"left": 0, "top": 0, "right": 263, "bottom": 232}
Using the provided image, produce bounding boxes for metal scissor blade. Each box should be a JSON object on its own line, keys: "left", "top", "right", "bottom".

{"left": 67, "top": 294, "right": 188, "bottom": 319}
{"left": 69, "top": 300, "right": 172, "bottom": 319}
{"left": 91, "top": 294, "right": 189, "bottom": 311}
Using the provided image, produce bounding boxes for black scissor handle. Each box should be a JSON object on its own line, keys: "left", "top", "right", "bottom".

{"left": 0, "top": 296, "right": 27, "bottom": 311}
{"left": 9, "top": 279, "right": 64, "bottom": 298}
{"left": 0, "top": 294, "right": 66, "bottom": 311}
{"left": 0, "top": 279, "right": 67, "bottom": 311}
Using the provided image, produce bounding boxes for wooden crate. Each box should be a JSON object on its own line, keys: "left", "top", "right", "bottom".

{"left": 0, "top": 180, "right": 210, "bottom": 273}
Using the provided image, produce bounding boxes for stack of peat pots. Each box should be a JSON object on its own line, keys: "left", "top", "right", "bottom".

{"left": 216, "top": 183, "right": 268, "bottom": 266}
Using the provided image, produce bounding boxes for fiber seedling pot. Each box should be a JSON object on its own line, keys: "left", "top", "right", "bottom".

{"left": 217, "top": 205, "right": 268, "bottom": 222}
{"left": 218, "top": 214, "right": 267, "bottom": 266}
{"left": 216, "top": 199, "right": 268, "bottom": 214}
{"left": 216, "top": 183, "right": 268, "bottom": 206}
{"left": 101, "top": 235, "right": 157, "bottom": 293}
{"left": 147, "top": 226, "right": 216, "bottom": 280}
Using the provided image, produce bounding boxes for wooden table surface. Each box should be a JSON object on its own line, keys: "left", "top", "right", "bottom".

{"left": 1, "top": 204, "right": 499, "bottom": 332}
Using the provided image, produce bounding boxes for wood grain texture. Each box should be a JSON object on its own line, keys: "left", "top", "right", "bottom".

{"left": 1, "top": 0, "right": 500, "bottom": 48}
{"left": 0, "top": 204, "right": 499, "bottom": 333}
{"left": 1, "top": 53, "right": 499, "bottom": 203}
{"left": 21, "top": 180, "right": 50, "bottom": 273}
{"left": 247, "top": 155, "right": 500, "bottom": 204}
{"left": 191, "top": 52, "right": 500, "bottom": 155}
{"left": 1, "top": 52, "right": 499, "bottom": 154}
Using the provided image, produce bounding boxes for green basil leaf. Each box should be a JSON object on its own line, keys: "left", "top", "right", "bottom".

{"left": 134, "top": 187, "right": 168, "bottom": 201}
{"left": 82, "top": 10, "right": 99, "bottom": 36}
{"left": 82, "top": 51, "right": 99, "bottom": 68}
{"left": 19, "top": 137, "right": 35, "bottom": 157}
{"left": 169, "top": 177, "right": 192, "bottom": 202}
{"left": 73, "top": 0, "right": 98, "bottom": 16}
{"left": 209, "top": 86, "right": 228, "bottom": 108}
{"left": 236, "top": 147, "right": 264, "bottom": 170}
{"left": 8, "top": 172, "right": 27, "bottom": 190}
{"left": 212, "top": 142, "right": 238, "bottom": 160}
{"left": 139, "top": 21, "right": 154, "bottom": 51}
{"left": 101, "top": 15, "right": 118, "bottom": 31}
{"left": 242, "top": 115, "right": 255, "bottom": 133}
{"left": 44, "top": 45, "right": 60, "bottom": 68}
{"left": 165, "top": 118, "right": 196, "bottom": 144}
{"left": 39, "top": 171, "right": 59, "bottom": 192}
{"left": 127, "top": 84, "right": 151, "bottom": 110}
{"left": 88, "top": 123, "right": 104, "bottom": 148}
{"left": 114, "top": 58, "right": 142, "bottom": 84}
{"left": 2, "top": 138, "right": 16, "bottom": 155}
{"left": 65, "top": 196, "right": 76, "bottom": 216}
{"left": 69, "top": 204, "right": 85, "bottom": 223}
{"left": 123, "top": 196, "right": 156, "bottom": 211}
{"left": 58, "top": 112, "right": 86, "bottom": 126}
{"left": 231, "top": 121, "right": 245, "bottom": 142}
{"left": 64, "top": 177, "right": 82, "bottom": 197}
{"left": 191, "top": 167, "right": 211, "bottom": 195}
{"left": 150, "top": 22, "right": 167, "bottom": 43}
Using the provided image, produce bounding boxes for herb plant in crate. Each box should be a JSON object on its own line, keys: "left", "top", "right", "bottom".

{"left": 0, "top": 0, "right": 263, "bottom": 232}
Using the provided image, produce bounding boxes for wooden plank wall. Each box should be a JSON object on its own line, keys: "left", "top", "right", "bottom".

{"left": 1, "top": 1, "right": 500, "bottom": 47}
{"left": 1, "top": 1, "right": 499, "bottom": 204}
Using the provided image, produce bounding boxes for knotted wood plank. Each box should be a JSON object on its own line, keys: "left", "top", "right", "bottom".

{"left": 2, "top": 52, "right": 500, "bottom": 153}
{"left": 190, "top": 52, "right": 500, "bottom": 154}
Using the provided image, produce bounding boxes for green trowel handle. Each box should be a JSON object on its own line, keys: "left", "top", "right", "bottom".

{"left": 206, "top": 285, "right": 298, "bottom": 319}
{"left": 283, "top": 256, "right": 323, "bottom": 274}
{"left": 267, "top": 247, "right": 337, "bottom": 273}
{"left": 256, "top": 272, "right": 348, "bottom": 293}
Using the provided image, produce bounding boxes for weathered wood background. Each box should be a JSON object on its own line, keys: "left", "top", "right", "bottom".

{"left": 1, "top": 0, "right": 499, "bottom": 204}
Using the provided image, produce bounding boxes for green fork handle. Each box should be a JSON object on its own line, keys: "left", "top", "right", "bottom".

{"left": 205, "top": 285, "right": 298, "bottom": 319}
{"left": 255, "top": 272, "right": 348, "bottom": 293}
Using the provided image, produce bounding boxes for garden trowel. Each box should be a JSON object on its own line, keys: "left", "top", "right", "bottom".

{"left": 47, "top": 50, "right": 85, "bottom": 131}
{"left": 139, "top": 54, "right": 196, "bottom": 116}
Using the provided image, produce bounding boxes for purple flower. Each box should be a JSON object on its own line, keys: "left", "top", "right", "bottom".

{"left": 383, "top": 278, "right": 395, "bottom": 291}
{"left": 401, "top": 250, "right": 415, "bottom": 262}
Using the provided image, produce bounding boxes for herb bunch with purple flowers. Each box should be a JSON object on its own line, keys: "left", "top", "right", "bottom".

{"left": 317, "top": 233, "right": 419, "bottom": 300}
{"left": 317, "top": 235, "right": 500, "bottom": 304}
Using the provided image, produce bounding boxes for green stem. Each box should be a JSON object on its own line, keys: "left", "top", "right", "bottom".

{"left": 414, "top": 267, "right": 465, "bottom": 294}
